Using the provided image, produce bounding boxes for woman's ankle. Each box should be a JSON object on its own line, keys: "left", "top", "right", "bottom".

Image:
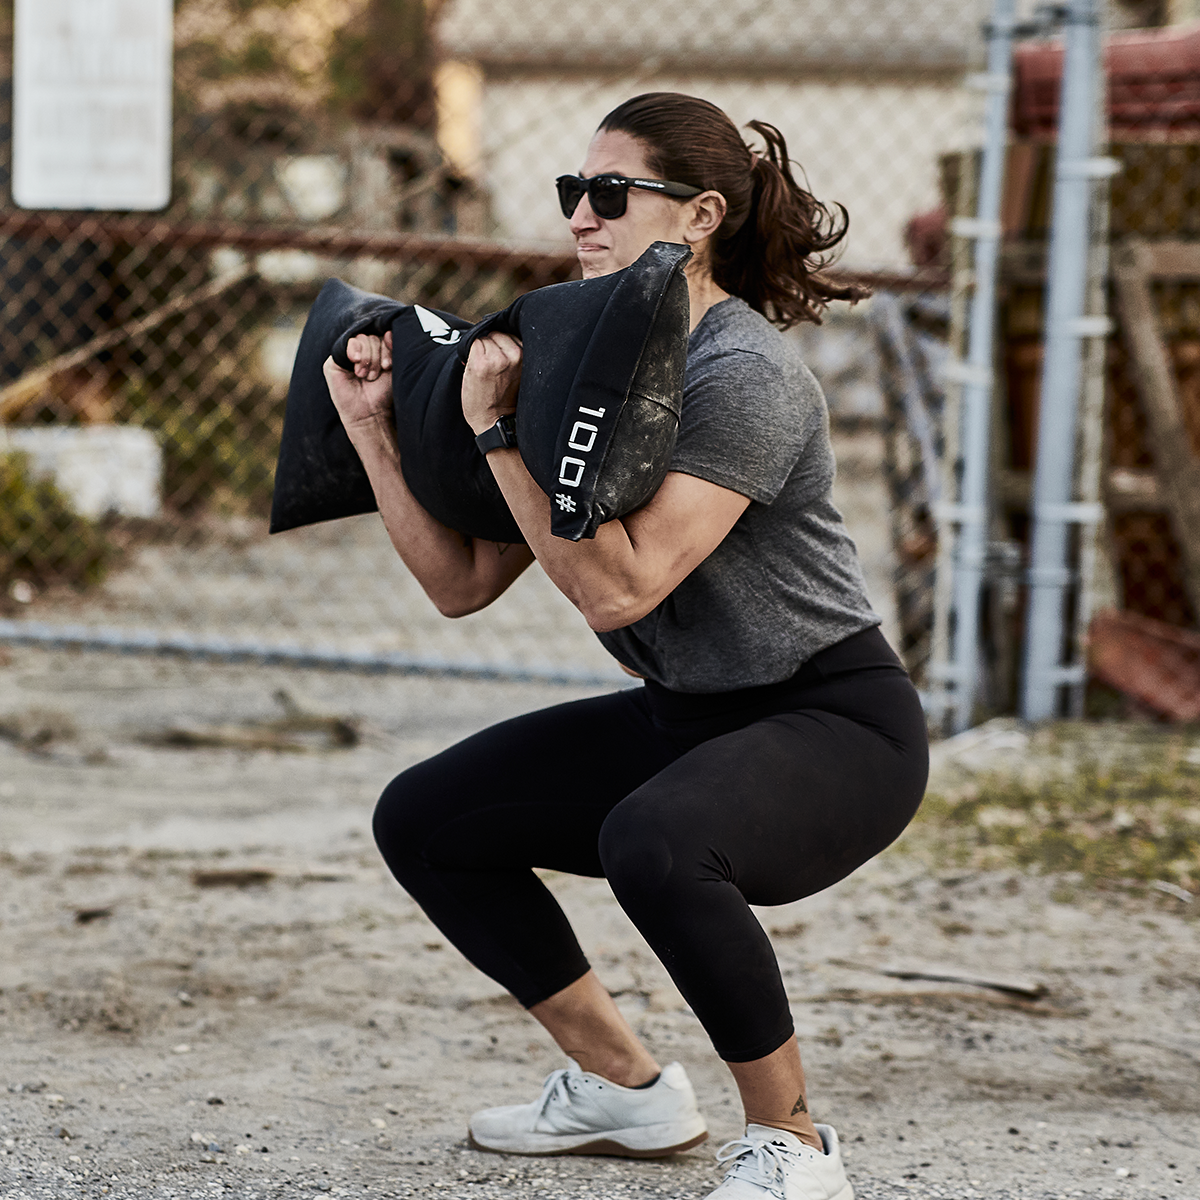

{"left": 574, "top": 1048, "right": 661, "bottom": 1088}
{"left": 747, "top": 1116, "right": 824, "bottom": 1152}
{"left": 530, "top": 970, "right": 661, "bottom": 1089}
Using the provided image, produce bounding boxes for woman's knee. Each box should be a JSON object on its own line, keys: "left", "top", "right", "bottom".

{"left": 598, "top": 798, "right": 699, "bottom": 903}
{"left": 372, "top": 765, "right": 437, "bottom": 870}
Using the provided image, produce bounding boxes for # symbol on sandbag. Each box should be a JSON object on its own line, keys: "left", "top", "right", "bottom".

{"left": 412, "top": 305, "right": 462, "bottom": 345}
{"left": 555, "top": 494, "right": 577, "bottom": 513}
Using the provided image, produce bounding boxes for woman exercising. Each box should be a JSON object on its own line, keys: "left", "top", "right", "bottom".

{"left": 324, "top": 92, "right": 928, "bottom": 1200}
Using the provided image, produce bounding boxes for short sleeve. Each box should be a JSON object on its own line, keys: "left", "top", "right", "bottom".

{"left": 669, "top": 348, "right": 823, "bottom": 505}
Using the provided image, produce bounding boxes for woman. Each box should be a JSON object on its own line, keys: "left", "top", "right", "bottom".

{"left": 324, "top": 92, "right": 928, "bottom": 1200}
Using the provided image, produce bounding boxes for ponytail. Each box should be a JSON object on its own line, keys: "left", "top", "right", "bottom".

{"left": 715, "top": 121, "right": 867, "bottom": 328}
{"left": 599, "top": 95, "right": 868, "bottom": 329}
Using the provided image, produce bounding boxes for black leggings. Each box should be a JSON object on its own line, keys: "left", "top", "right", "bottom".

{"left": 373, "top": 626, "right": 928, "bottom": 1063}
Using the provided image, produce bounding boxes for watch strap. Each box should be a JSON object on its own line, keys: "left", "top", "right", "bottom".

{"left": 475, "top": 414, "right": 518, "bottom": 455}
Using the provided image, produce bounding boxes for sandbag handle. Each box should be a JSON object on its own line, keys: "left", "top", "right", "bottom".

{"left": 329, "top": 307, "right": 405, "bottom": 371}
{"left": 454, "top": 299, "right": 527, "bottom": 364}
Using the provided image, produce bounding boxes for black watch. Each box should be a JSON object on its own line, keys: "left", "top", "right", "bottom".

{"left": 474, "top": 414, "right": 518, "bottom": 455}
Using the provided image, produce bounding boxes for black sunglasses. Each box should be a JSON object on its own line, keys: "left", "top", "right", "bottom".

{"left": 555, "top": 173, "right": 703, "bottom": 220}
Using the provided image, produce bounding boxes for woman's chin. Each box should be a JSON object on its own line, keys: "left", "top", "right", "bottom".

{"left": 576, "top": 246, "right": 627, "bottom": 279}
{"left": 578, "top": 258, "right": 625, "bottom": 280}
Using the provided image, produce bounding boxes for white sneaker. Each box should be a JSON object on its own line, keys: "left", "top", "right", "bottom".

{"left": 468, "top": 1059, "right": 708, "bottom": 1157}
{"left": 706, "top": 1123, "right": 854, "bottom": 1200}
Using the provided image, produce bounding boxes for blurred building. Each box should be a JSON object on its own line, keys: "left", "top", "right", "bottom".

{"left": 435, "top": 0, "right": 982, "bottom": 268}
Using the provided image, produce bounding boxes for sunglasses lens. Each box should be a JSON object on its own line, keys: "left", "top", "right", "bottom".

{"left": 556, "top": 177, "right": 586, "bottom": 218}
{"left": 556, "top": 175, "right": 629, "bottom": 219}
{"left": 588, "top": 176, "right": 627, "bottom": 219}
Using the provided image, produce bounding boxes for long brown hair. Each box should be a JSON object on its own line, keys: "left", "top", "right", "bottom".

{"left": 598, "top": 92, "right": 867, "bottom": 328}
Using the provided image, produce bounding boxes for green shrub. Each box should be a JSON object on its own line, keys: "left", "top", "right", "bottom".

{"left": 0, "top": 451, "right": 112, "bottom": 590}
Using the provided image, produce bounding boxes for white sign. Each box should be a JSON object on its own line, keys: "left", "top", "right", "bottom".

{"left": 13, "top": 0, "right": 173, "bottom": 211}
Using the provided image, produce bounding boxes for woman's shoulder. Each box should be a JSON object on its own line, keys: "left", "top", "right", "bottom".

{"left": 687, "top": 297, "right": 821, "bottom": 405}
{"left": 673, "top": 297, "right": 830, "bottom": 502}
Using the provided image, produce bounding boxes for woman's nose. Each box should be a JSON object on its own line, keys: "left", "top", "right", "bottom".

{"left": 569, "top": 195, "right": 601, "bottom": 235}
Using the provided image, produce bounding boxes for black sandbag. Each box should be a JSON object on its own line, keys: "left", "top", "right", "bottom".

{"left": 269, "top": 240, "right": 692, "bottom": 542}
{"left": 267, "top": 280, "right": 470, "bottom": 535}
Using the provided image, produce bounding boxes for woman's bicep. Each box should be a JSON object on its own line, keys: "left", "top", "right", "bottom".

{"left": 477, "top": 538, "right": 539, "bottom": 602}
{"left": 475, "top": 457, "right": 746, "bottom": 633}
{"left": 620, "top": 471, "right": 749, "bottom": 605}
{"left": 438, "top": 539, "right": 537, "bottom": 617}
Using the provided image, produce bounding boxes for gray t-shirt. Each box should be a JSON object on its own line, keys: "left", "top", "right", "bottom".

{"left": 596, "top": 296, "right": 879, "bottom": 692}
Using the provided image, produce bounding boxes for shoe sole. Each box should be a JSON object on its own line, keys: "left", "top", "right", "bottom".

{"left": 467, "top": 1128, "right": 709, "bottom": 1159}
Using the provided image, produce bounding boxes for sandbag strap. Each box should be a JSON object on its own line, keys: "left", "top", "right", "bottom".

{"left": 549, "top": 243, "right": 691, "bottom": 540}
{"left": 329, "top": 300, "right": 407, "bottom": 371}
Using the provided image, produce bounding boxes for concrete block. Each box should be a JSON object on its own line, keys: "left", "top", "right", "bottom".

{"left": 1, "top": 425, "right": 163, "bottom": 519}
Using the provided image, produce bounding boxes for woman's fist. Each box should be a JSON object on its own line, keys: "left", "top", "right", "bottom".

{"left": 324, "top": 331, "right": 394, "bottom": 431}
{"left": 347, "top": 331, "right": 392, "bottom": 380}
{"left": 462, "top": 332, "right": 523, "bottom": 436}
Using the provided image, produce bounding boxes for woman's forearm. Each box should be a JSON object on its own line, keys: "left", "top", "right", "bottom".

{"left": 346, "top": 414, "right": 533, "bottom": 616}
{"left": 482, "top": 447, "right": 638, "bottom": 629}
{"left": 481, "top": 447, "right": 745, "bottom": 632}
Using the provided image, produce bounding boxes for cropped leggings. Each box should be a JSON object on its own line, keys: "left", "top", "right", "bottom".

{"left": 373, "top": 626, "right": 928, "bottom": 1063}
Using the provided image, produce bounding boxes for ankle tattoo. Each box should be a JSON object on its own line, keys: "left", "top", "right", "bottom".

{"left": 790, "top": 1093, "right": 808, "bottom": 1116}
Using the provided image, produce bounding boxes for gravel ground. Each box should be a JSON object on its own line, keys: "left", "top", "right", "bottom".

{"left": 1, "top": 648, "right": 1198, "bottom": 1200}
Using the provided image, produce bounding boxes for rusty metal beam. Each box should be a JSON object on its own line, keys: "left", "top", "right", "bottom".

{"left": 0, "top": 211, "right": 580, "bottom": 277}
{"left": 0, "top": 210, "right": 950, "bottom": 293}
{"left": 1139, "top": 239, "right": 1200, "bottom": 282}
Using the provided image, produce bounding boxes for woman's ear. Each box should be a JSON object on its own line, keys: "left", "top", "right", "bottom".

{"left": 684, "top": 190, "right": 727, "bottom": 244}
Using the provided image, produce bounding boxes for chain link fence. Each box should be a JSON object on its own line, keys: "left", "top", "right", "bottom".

{"left": 5, "top": 0, "right": 1197, "bottom": 714}
{"left": 0, "top": 0, "right": 972, "bottom": 686}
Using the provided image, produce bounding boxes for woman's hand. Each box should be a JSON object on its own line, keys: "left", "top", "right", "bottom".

{"left": 324, "top": 331, "right": 394, "bottom": 432}
{"left": 462, "top": 332, "right": 522, "bottom": 436}
{"left": 318, "top": 325, "right": 534, "bottom": 616}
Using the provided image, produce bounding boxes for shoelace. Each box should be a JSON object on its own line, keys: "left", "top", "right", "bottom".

{"left": 715, "top": 1135, "right": 803, "bottom": 1199}
{"left": 534, "top": 1067, "right": 577, "bottom": 1121}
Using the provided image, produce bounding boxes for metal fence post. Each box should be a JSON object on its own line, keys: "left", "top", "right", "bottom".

{"left": 1021, "top": 0, "right": 1112, "bottom": 721}
{"left": 938, "top": 0, "right": 1016, "bottom": 734}
{"left": 1069, "top": 0, "right": 1115, "bottom": 718}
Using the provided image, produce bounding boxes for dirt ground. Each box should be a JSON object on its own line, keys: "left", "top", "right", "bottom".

{"left": 1, "top": 430, "right": 1197, "bottom": 1199}
{"left": 1, "top": 645, "right": 1199, "bottom": 1200}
